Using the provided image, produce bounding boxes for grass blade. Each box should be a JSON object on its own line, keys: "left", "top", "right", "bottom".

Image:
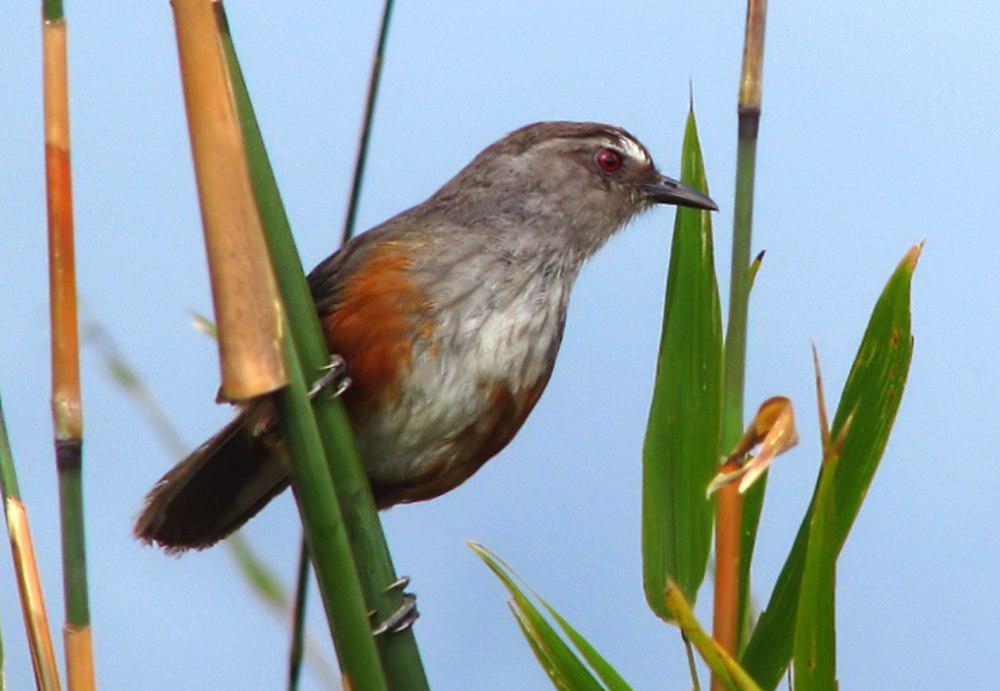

{"left": 707, "top": 397, "right": 798, "bottom": 497}
{"left": 538, "top": 604, "right": 631, "bottom": 691}
{"left": 741, "top": 245, "right": 920, "bottom": 688}
{"left": 470, "top": 543, "right": 631, "bottom": 691}
{"left": 642, "top": 107, "right": 723, "bottom": 618}
{"left": 792, "top": 356, "right": 840, "bottom": 691}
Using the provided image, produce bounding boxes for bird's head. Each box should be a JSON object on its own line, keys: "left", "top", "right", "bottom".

{"left": 430, "top": 121, "right": 717, "bottom": 258}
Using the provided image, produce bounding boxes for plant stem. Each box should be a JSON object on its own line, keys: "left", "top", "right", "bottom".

{"left": 0, "top": 397, "right": 61, "bottom": 691}
{"left": 217, "top": 5, "right": 428, "bottom": 688}
{"left": 714, "top": 0, "right": 766, "bottom": 686}
{"left": 341, "top": 0, "right": 395, "bottom": 245}
{"left": 42, "top": 3, "right": 95, "bottom": 687}
{"left": 288, "top": 540, "right": 309, "bottom": 691}
{"left": 274, "top": 331, "right": 388, "bottom": 690}
{"left": 666, "top": 583, "right": 762, "bottom": 691}
{"left": 171, "top": 2, "right": 386, "bottom": 686}
{"left": 42, "top": 0, "right": 62, "bottom": 21}
{"left": 290, "top": 1, "right": 396, "bottom": 678}
{"left": 684, "top": 633, "right": 703, "bottom": 691}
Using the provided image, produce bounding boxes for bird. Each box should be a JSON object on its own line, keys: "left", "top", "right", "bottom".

{"left": 135, "top": 121, "right": 716, "bottom": 552}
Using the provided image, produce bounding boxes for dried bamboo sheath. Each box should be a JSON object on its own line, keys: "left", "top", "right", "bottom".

{"left": 170, "top": 0, "right": 287, "bottom": 401}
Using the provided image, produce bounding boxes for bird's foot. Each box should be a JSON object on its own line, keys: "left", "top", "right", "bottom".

{"left": 308, "top": 354, "right": 351, "bottom": 400}
{"left": 371, "top": 576, "right": 419, "bottom": 636}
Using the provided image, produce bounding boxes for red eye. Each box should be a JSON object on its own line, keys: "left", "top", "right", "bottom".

{"left": 596, "top": 148, "right": 623, "bottom": 173}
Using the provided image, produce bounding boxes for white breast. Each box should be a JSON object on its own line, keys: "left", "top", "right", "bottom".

{"left": 359, "top": 265, "right": 572, "bottom": 485}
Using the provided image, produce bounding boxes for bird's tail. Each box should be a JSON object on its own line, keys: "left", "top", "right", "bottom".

{"left": 134, "top": 416, "right": 289, "bottom": 552}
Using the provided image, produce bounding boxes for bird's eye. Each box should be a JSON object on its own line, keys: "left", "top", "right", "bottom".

{"left": 596, "top": 148, "right": 623, "bottom": 173}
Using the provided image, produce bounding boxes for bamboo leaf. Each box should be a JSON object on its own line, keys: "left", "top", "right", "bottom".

{"left": 642, "top": 108, "right": 723, "bottom": 617}
{"left": 538, "top": 603, "right": 631, "bottom": 691}
{"left": 470, "top": 543, "right": 631, "bottom": 691}
{"left": 792, "top": 347, "right": 839, "bottom": 691}
{"left": 741, "top": 245, "right": 920, "bottom": 688}
{"left": 792, "top": 445, "right": 839, "bottom": 690}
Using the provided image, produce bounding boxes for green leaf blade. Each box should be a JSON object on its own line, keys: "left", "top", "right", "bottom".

{"left": 537, "top": 596, "right": 632, "bottom": 690}
{"left": 642, "top": 108, "right": 724, "bottom": 617}
{"left": 742, "top": 245, "right": 919, "bottom": 688}
{"left": 792, "top": 451, "right": 839, "bottom": 691}
{"left": 470, "top": 543, "right": 631, "bottom": 691}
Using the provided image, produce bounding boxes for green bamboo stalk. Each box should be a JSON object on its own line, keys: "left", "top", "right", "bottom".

{"left": 732, "top": 4, "right": 769, "bottom": 653}
{"left": 291, "top": 1, "right": 397, "bottom": 679}
{"left": 170, "top": 2, "right": 384, "bottom": 686}
{"left": 41, "top": 1, "right": 95, "bottom": 687}
{"left": 42, "top": 0, "right": 61, "bottom": 22}
{"left": 714, "top": 0, "right": 767, "bottom": 674}
{"left": 273, "top": 331, "right": 387, "bottom": 690}
{"left": 341, "top": 0, "right": 395, "bottom": 244}
{"left": 287, "top": 541, "right": 309, "bottom": 691}
{"left": 217, "top": 6, "right": 428, "bottom": 688}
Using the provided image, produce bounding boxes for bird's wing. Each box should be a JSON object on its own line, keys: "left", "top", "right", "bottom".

{"left": 307, "top": 233, "right": 373, "bottom": 317}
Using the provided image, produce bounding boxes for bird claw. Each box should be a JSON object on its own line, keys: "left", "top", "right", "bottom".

{"left": 308, "top": 355, "right": 351, "bottom": 400}
{"left": 371, "top": 576, "right": 419, "bottom": 636}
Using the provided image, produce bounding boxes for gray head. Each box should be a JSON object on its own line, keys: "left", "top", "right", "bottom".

{"left": 426, "top": 121, "right": 717, "bottom": 257}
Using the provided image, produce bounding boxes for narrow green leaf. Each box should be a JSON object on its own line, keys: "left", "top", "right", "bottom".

{"left": 792, "top": 449, "right": 839, "bottom": 691}
{"left": 509, "top": 604, "right": 569, "bottom": 690}
{"left": 470, "top": 543, "right": 631, "bottom": 691}
{"left": 642, "top": 108, "right": 723, "bottom": 616}
{"left": 539, "top": 602, "right": 631, "bottom": 691}
{"left": 742, "top": 245, "right": 920, "bottom": 688}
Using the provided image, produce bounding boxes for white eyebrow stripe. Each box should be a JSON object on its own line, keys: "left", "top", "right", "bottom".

{"left": 534, "top": 133, "right": 652, "bottom": 164}
{"left": 574, "top": 134, "right": 651, "bottom": 164}
{"left": 611, "top": 134, "right": 650, "bottom": 164}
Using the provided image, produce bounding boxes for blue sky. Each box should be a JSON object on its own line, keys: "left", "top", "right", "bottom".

{"left": 1, "top": 2, "right": 997, "bottom": 689}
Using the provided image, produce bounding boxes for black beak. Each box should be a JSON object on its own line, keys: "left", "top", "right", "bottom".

{"left": 642, "top": 175, "right": 718, "bottom": 211}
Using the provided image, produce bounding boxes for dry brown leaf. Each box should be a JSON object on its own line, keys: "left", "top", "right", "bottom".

{"left": 707, "top": 396, "right": 798, "bottom": 496}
